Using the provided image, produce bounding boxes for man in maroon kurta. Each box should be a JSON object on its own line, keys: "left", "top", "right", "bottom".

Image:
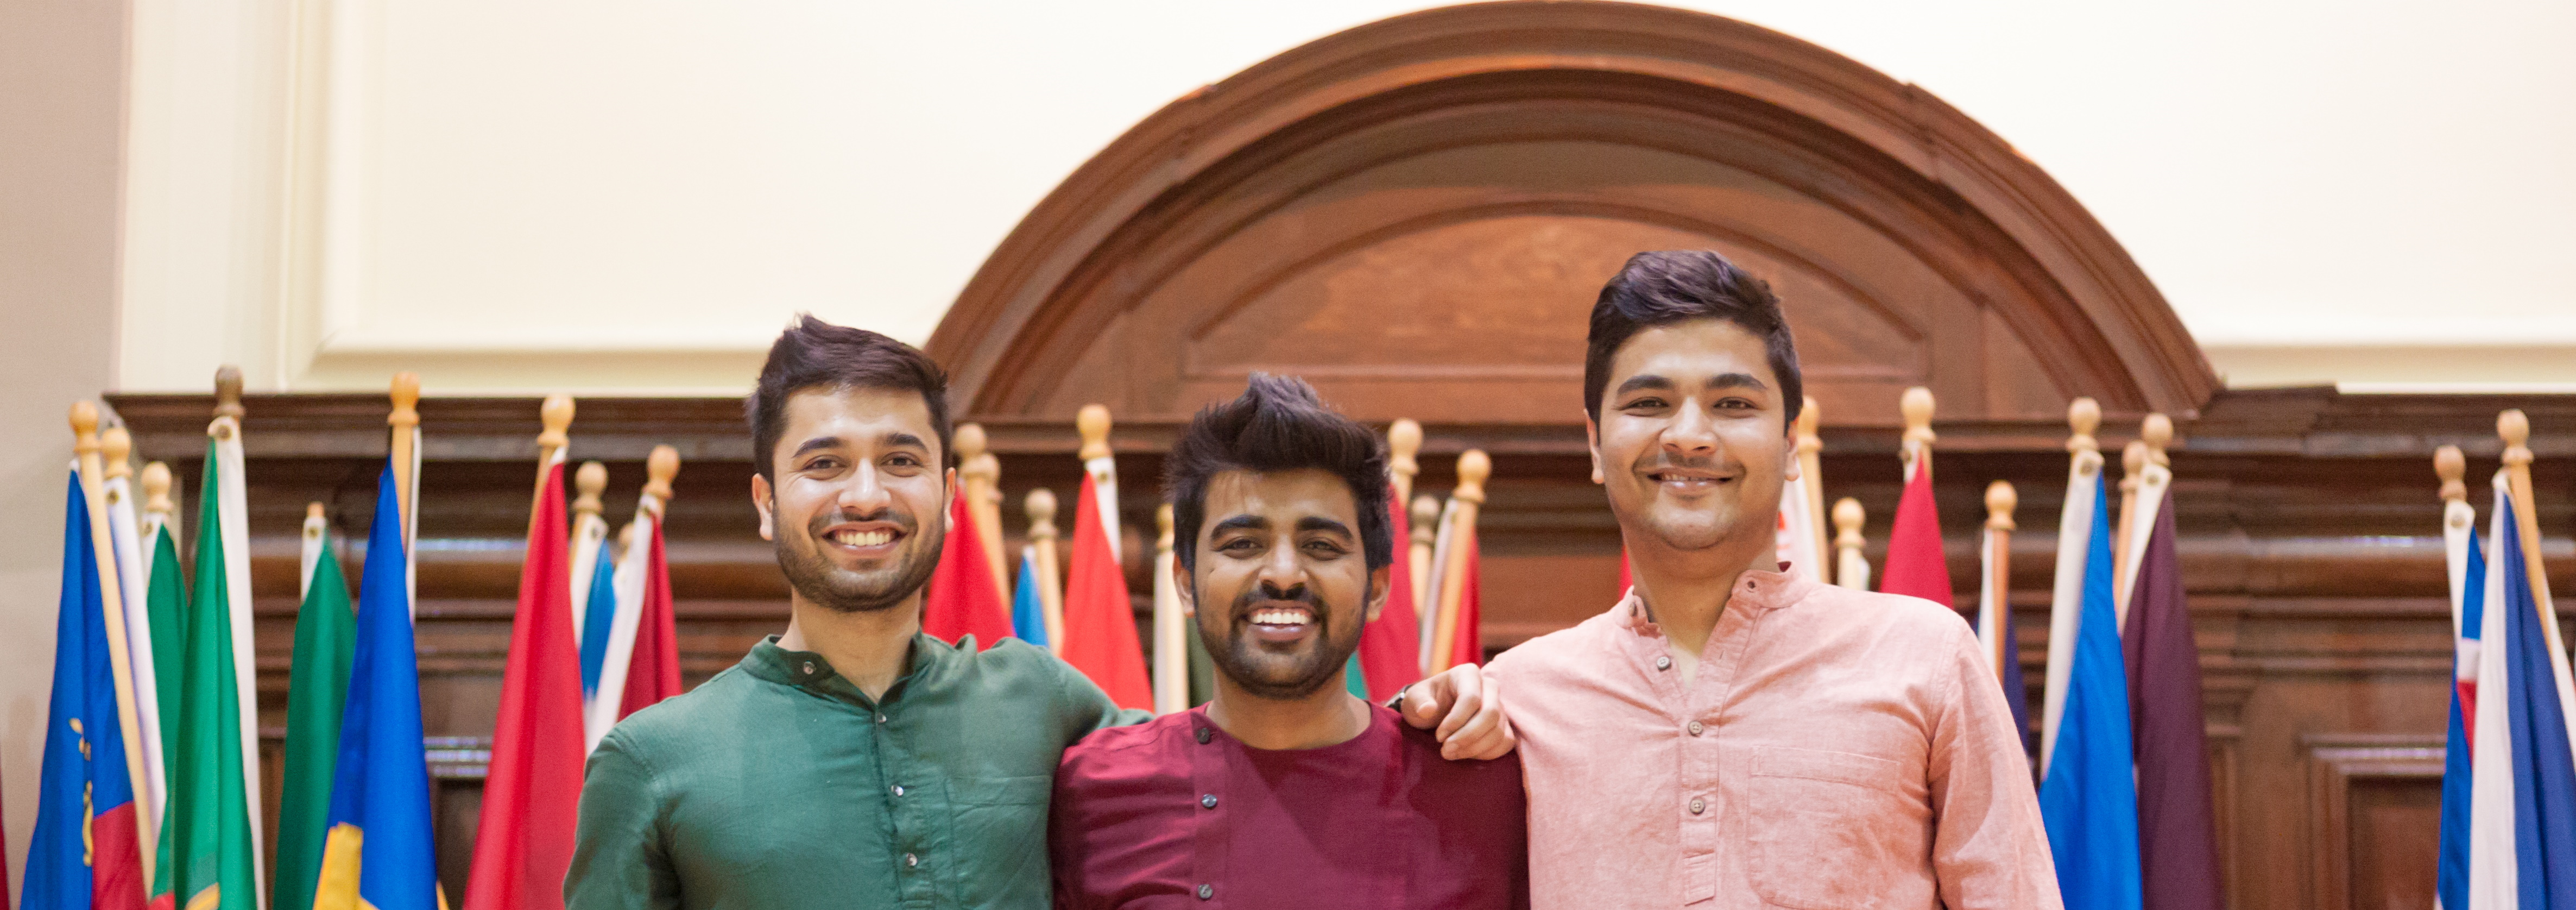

{"left": 1049, "top": 374, "right": 1528, "bottom": 910}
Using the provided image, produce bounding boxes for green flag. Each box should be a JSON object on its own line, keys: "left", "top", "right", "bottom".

{"left": 275, "top": 525, "right": 355, "bottom": 910}
{"left": 146, "top": 522, "right": 188, "bottom": 906}
{"left": 170, "top": 442, "right": 259, "bottom": 910}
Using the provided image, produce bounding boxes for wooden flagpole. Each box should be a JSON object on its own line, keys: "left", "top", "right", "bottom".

{"left": 1798, "top": 396, "right": 1827, "bottom": 567}
{"left": 1900, "top": 387, "right": 1936, "bottom": 482}
{"left": 2114, "top": 415, "right": 2174, "bottom": 626}
{"left": 2435, "top": 445, "right": 2475, "bottom": 633}
{"left": 1833, "top": 497, "right": 1868, "bottom": 590}
{"left": 1388, "top": 419, "right": 1422, "bottom": 509}
{"left": 71, "top": 401, "right": 156, "bottom": 874}
{"left": 955, "top": 423, "right": 1012, "bottom": 596}
{"left": 1152, "top": 503, "right": 1185, "bottom": 714}
{"left": 1984, "top": 481, "right": 2016, "bottom": 682}
{"left": 1410, "top": 495, "right": 1439, "bottom": 614}
{"left": 1026, "top": 488, "right": 1068, "bottom": 653}
{"left": 140, "top": 461, "right": 176, "bottom": 562}
{"left": 2499, "top": 410, "right": 2555, "bottom": 618}
{"left": 1427, "top": 449, "right": 1488, "bottom": 673}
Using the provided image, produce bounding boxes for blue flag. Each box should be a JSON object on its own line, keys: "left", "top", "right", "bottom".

{"left": 2498, "top": 499, "right": 2576, "bottom": 909}
{"left": 578, "top": 549, "right": 618, "bottom": 698}
{"left": 2438, "top": 524, "right": 2484, "bottom": 910}
{"left": 2036, "top": 479, "right": 2142, "bottom": 910}
{"left": 25, "top": 472, "right": 147, "bottom": 909}
{"left": 311, "top": 462, "right": 439, "bottom": 910}
{"left": 1011, "top": 549, "right": 1049, "bottom": 648}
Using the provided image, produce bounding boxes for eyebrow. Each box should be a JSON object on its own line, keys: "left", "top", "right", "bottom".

{"left": 1704, "top": 372, "right": 1769, "bottom": 393}
{"left": 1210, "top": 514, "right": 1268, "bottom": 535}
{"left": 881, "top": 431, "right": 929, "bottom": 452}
{"left": 1294, "top": 516, "right": 1355, "bottom": 538}
{"left": 790, "top": 436, "right": 844, "bottom": 460}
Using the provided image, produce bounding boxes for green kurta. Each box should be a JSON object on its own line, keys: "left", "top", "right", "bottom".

{"left": 566, "top": 633, "right": 1147, "bottom": 910}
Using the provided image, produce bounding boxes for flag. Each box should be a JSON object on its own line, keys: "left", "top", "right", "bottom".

{"left": 1974, "top": 513, "right": 2032, "bottom": 761}
{"left": 2439, "top": 522, "right": 2486, "bottom": 910}
{"left": 1153, "top": 507, "right": 1189, "bottom": 714}
{"left": 464, "top": 458, "right": 586, "bottom": 910}
{"left": 1878, "top": 455, "right": 1953, "bottom": 606}
{"left": 923, "top": 486, "right": 1013, "bottom": 650}
{"left": 2036, "top": 479, "right": 2143, "bottom": 910}
{"left": 1776, "top": 473, "right": 1824, "bottom": 581}
{"left": 274, "top": 526, "right": 357, "bottom": 910}
{"left": 98, "top": 468, "right": 166, "bottom": 850}
{"left": 312, "top": 462, "right": 439, "bottom": 910}
{"left": 1354, "top": 486, "right": 1422, "bottom": 701}
{"left": 586, "top": 496, "right": 680, "bottom": 753}
{"left": 1010, "top": 548, "right": 1049, "bottom": 648}
{"left": 1444, "top": 543, "right": 1484, "bottom": 669}
{"left": 166, "top": 443, "right": 262, "bottom": 910}
{"left": 140, "top": 523, "right": 186, "bottom": 910}
{"left": 2121, "top": 492, "right": 2221, "bottom": 910}
{"left": 2466, "top": 485, "right": 2576, "bottom": 909}
{"left": 1060, "top": 467, "right": 1151, "bottom": 711}
{"left": 576, "top": 547, "right": 617, "bottom": 699}
{"left": 23, "top": 472, "right": 148, "bottom": 910}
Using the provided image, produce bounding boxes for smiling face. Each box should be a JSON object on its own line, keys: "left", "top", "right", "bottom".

{"left": 752, "top": 385, "right": 949, "bottom": 614}
{"left": 1180, "top": 468, "right": 1390, "bottom": 700}
{"left": 1588, "top": 318, "right": 1795, "bottom": 558}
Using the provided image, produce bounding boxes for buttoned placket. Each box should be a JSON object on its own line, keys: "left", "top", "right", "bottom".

{"left": 793, "top": 649, "right": 944, "bottom": 908}
{"left": 1631, "top": 575, "right": 1772, "bottom": 906}
{"left": 1188, "top": 720, "right": 1226, "bottom": 905}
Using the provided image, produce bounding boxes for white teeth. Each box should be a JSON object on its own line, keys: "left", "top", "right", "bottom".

{"left": 1251, "top": 609, "right": 1311, "bottom": 626}
{"left": 831, "top": 530, "right": 893, "bottom": 547}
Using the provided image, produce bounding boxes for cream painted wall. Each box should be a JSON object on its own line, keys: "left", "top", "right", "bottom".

{"left": 1, "top": 0, "right": 129, "bottom": 896}
{"left": 114, "top": 0, "right": 2576, "bottom": 397}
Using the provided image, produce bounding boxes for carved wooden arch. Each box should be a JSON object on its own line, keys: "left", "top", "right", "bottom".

{"left": 927, "top": 1, "right": 2218, "bottom": 429}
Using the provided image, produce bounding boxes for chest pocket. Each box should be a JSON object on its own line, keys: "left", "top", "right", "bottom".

{"left": 1743, "top": 746, "right": 1924, "bottom": 910}
{"left": 949, "top": 775, "right": 1055, "bottom": 904}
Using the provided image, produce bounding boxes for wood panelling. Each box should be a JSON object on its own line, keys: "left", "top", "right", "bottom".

{"left": 2302, "top": 736, "right": 2446, "bottom": 910}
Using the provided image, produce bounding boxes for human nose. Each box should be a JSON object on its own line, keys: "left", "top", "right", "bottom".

{"left": 1661, "top": 397, "right": 1719, "bottom": 457}
{"left": 835, "top": 460, "right": 893, "bottom": 516}
{"left": 1255, "top": 540, "right": 1308, "bottom": 591}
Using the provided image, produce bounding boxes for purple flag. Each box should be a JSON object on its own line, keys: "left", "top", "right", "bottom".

{"left": 2122, "top": 491, "right": 2223, "bottom": 910}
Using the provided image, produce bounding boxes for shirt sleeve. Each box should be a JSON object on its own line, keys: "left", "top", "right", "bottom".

{"left": 1926, "top": 618, "right": 2065, "bottom": 910}
{"left": 1052, "top": 655, "right": 1153, "bottom": 741}
{"left": 566, "top": 730, "right": 681, "bottom": 910}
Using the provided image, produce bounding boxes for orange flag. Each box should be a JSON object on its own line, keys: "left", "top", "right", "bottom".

{"left": 1060, "top": 471, "right": 1151, "bottom": 710}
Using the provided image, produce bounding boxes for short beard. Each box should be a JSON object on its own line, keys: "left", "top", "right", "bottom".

{"left": 1196, "top": 581, "right": 1366, "bottom": 701}
{"left": 774, "top": 504, "right": 943, "bottom": 614}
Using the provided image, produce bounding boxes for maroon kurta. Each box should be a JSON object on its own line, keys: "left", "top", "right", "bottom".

{"left": 1049, "top": 704, "right": 1528, "bottom": 909}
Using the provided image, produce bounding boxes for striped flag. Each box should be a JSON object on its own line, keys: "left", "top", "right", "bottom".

{"left": 311, "top": 462, "right": 439, "bottom": 910}
{"left": 167, "top": 436, "right": 263, "bottom": 910}
{"left": 2465, "top": 480, "right": 2576, "bottom": 908}
{"left": 576, "top": 539, "right": 618, "bottom": 700}
{"left": 140, "top": 518, "right": 187, "bottom": 910}
{"left": 1061, "top": 461, "right": 1151, "bottom": 711}
{"left": 2439, "top": 514, "right": 2486, "bottom": 910}
{"left": 2036, "top": 472, "right": 2143, "bottom": 910}
{"left": 585, "top": 485, "right": 680, "bottom": 753}
{"left": 274, "top": 519, "right": 357, "bottom": 910}
{"left": 2122, "top": 492, "right": 2222, "bottom": 910}
{"left": 1973, "top": 484, "right": 2032, "bottom": 761}
{"left": 23, "top": 471, "right": 148, "bottom": 909}
{"left": 465, "top": 453, "right": 586, "bottom": 910}
{"left": 97, "top": 461, "right": 166, "bottom": 856}
{"left": 924, "top": 484, "right": 1014, "bottom": 649}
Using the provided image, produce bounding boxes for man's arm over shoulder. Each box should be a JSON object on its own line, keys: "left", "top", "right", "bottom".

{"left": 1924, "top": 617, "right": 2063, "bottom": 910}
{"left": 1034, "top": 642, "right": 1152, "bottom": 742}
{"left": 566, "top": 728, "right": 681, "bottom": 910}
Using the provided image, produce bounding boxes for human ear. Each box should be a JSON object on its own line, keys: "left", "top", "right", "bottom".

{"left": 752, "top": 474, "right": 775, "bottom": 542}
{"left": 1585, "top": 413, "right": 1605, "bottom": 485}
{"left": 1173, "top": 550, "right": 1197, "bottom": 618}
{"left": 1365, "top": 563, "right": 1393, "bottom": 623}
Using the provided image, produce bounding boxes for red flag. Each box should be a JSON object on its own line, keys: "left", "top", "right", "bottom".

{"left": 924, "top": 488, "right": 1014, "bottom": 650}
{"left": 465, "top": 461, "right": 586, "bottom": 910}
{"left": 1060, "top": 473, "right": 1151, "bottom": 710}
{"left": 617, "top": 510, "right": 681, "bottom": 717}
{"left": 1877, "top": 460, "right": 1954, "bottom": 607}
{"left": 1619, "top": 548, "right": 1632, "bottom": 593}
{"left": 1355, "top": 486, "right": 1422, "bottom": 700}
{"left": 1445, "top": 539, "right": 1485, "bottom": 669}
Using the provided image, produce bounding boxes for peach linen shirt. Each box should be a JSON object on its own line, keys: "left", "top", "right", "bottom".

{"left": 1484, "top": 566, "right": 2060, "bottom": 909}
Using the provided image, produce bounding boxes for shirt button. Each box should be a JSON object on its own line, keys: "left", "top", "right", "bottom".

{"left": 1689, "top": 798, "right": 1707, "bottom": 815}
{"left": 875, "top": 713, "right": 887, "bottom": 724}
{"left": 905, "top": 852, "right": 919, "bottom": 868}
{"left": 800, "top": 661, "right": 816, "bottom": 675}
{"left": 1196, "top": 727, "right": 1213, "bottom": 744}
{"left": 1201, "top": 794, "right": 1218, "bottom": 809}
{"left": 891, "top": 785, "right": 905, "bottom": 797}
{"left": 1687, "top": 720, "right": 1704, "bottom": 736}
{"left": 1655, "top": 656, "right": 1672, "bottom": 671}
{"left": 1197, "top": 884, "right": 1214, "bottom": 900}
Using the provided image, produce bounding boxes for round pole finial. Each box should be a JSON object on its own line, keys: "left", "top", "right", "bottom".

{"left": 1156, "top": 503, "right": 1175, "bottom": 549}
{"left": 390, "top": 372, "right": 421, "bottom": 428}
{"left": 213, "top": 365, "right": 245, "bottom": 419}
{"left": 2067, "top": 397, "right": 2101, "bottom": 454}
{"left": 1455, "top": 449, "right": 1491, "bottom": 503}
{"left": 538, "top": 394, "right": 576, "bottom": 448}
{"left": 955, "top": 422, "right": 988, "bottom": 461}
{"left": 1901, "top": 387, "right": 1935, "bottom": 430}
{"left": 2123, "top": 439, "right": 2148, "bottom": 476}
{"left": 2436, "top": 444, "right": 2468, "bottom": 503}
{"left": 1388, "top": 419, "right": 1422, "bottom": 467}
{"left": 1832, "top": 497, "right": 1865, "bottom": 537}
{"left": 306, "top": 501, "right": 326, "bottom": 523}
{"left": 142, "top": 462, "right": 174, "bottom": 513}
{"left": 1077, "top": 405, "right": 1113, "bottom": 460}
{"left": 70, "top": 400, "right": 100, "bottom": 451}
{"left": 644, "top": 444, "right": 681, "bottom": 505}
{"left": 1411, "top": 493, "right": 1440, "bottom": 527}
{"left": 1798, "top": 395, "right": 1822, "bottom": 437}
{"left": 2501, "top": 409, "right": 2533, "bottom": 467}
{"left": 2142, "top": 413, "right": 2175, "bottom": 466}
{"left": 1026, "top": 487, "right": 1060, "bottom": 538}
{"left": 102, "top": 426, "right": 133, "bottom": 479}
{"left": 574, "top": 461, "right": 608, "bottom": 517}
{"left": 1985, "top": 480, "right": 2017, "bottom": 531}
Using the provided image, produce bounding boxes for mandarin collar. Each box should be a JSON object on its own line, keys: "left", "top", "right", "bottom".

{"left": 1619, "top": 562, "right": 1814, "bottom": 635}
{"left": 741, "top": 632, "right": 942, "bottom": 706}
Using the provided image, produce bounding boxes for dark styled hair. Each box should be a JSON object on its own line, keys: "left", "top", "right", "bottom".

{"left": 746, "top": 314, "right": 952, "bottom": 481}
{"left": 1165, "top": 373, "right": 1394, "bottom": 574}
{"left": 1583, "top": 250, "right": 1803, "bottom": 430}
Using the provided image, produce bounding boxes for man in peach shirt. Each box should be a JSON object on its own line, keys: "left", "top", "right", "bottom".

{"left": 1483, "top": 250, "right": 2061, "bottom": 909}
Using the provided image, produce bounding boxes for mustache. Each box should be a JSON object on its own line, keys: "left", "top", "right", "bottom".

{"left": 803, "top": 506, "right": 918, "bottom": 537}
{"left": 1227, "top": 580, "right": 1327, "bottom": 618}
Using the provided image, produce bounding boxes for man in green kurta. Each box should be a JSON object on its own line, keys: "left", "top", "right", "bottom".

{"left": 565, "top": 317, "right": 1513, "bottom": 910}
